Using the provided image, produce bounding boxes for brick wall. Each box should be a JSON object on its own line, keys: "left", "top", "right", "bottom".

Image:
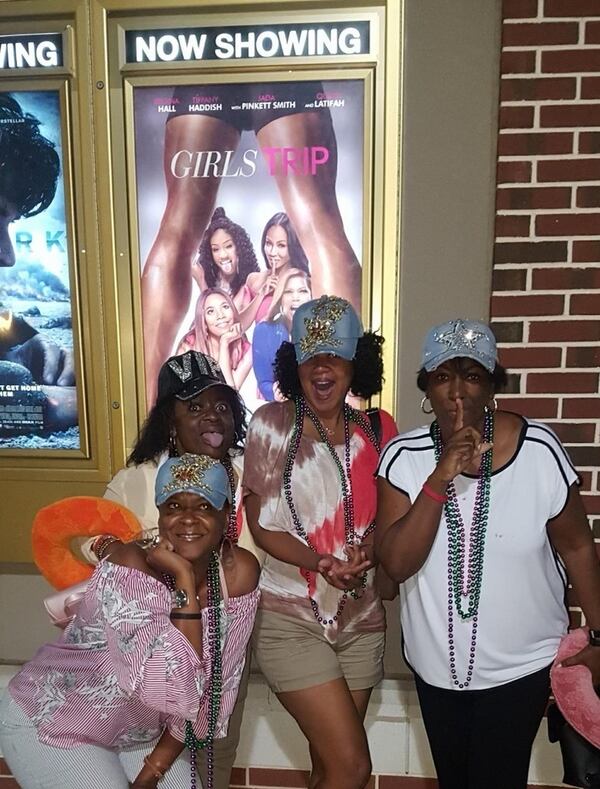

{"left": 492, "top": 0, "right": 600, "bottom": 627}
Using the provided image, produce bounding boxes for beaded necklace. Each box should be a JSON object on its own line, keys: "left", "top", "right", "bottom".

{"left": 222, "top": 456, "right": 239, "bottom": 543}
{"left": 163, "top": 550, "right": 223, "bottom": 789}
{"left": 283, "top": 396, "right": 381, "bottom": 625}
{"left": 431, "top": 409, "right": 494, "bottom": 689}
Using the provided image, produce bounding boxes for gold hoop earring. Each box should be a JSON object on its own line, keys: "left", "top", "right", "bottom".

{"left": 485, "top": 398, "right": 498, "bottom": 413}
{"left": 420, "top": 396, "right": 434, "bottom": 415}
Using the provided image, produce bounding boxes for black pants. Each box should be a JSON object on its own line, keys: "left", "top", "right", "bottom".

{"left": 414, "top": 664, "right": 552, "bottom": 789}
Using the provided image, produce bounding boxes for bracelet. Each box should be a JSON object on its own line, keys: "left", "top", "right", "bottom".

{"left": 92, "top": 534, "right": 119, "bottom": 560}
{"left": 170, "top": 611, "right": 203, "bottom": 619}
{"left": 589, "top": 629, "right": 600, "bottom": 647}
{"left": 143, "top": 755, "right": 166, "bottom": 779}
{"left": 422, "top": 482, "right": 448, "bottom": 504}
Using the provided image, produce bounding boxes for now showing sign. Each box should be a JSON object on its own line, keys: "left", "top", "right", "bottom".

{"left": 0, "top": 33, "right": 63, "bottom": 70}
{"left": 125, "top": 21, "right": 370, "bottom": 63}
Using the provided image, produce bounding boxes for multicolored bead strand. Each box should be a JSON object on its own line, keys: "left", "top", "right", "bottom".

{"left": 283, "top": 396, "right": 380, "bottom": 625}
{"left": 432, "top": 408, "right": 494, "bottom": 689}
{"left": 222, "top": 456, "right": 238, "bottom": 543}
{"left": 164, "top": 550, "right": 223, "bottom": 789}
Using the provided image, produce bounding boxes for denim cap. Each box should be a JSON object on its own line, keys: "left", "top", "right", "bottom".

{"left": 155, "top": 453, "right": 231, "bottom": 509}
{"left": 421, "top": 319, "right": 498, "bottom": 373}
{"left": 291, "top": 295, "right": 364, "bottom": 364}
{"left": 156, "top": 351, "right": 228, "bottom": 403}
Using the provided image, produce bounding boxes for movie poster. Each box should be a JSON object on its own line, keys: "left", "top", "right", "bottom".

{"left": 133, "top": 78, "right": 364, "bottom": 410}
{"left": 0, "top": 90, "right": 79, "bottom": 450}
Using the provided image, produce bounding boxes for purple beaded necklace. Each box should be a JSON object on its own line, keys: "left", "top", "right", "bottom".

{"left": 283, "top": 396, "right": 380, "bottom": 625}
{"left": 163, "top": 551, "right": 223, "bottom": 789}
{"left": 431, "top": 409, "right": 494, "bottom": 689}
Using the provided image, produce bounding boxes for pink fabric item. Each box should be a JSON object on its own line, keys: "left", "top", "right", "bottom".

{"left": 551, "top": 627, "right": 600, "bottom": 749}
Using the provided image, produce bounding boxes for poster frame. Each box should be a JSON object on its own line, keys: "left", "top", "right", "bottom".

{"left": 0, "top": 76, "right": 90, "bottom": 460}
{"left": 102, "top": 2, "right": 399, "bottom": 456}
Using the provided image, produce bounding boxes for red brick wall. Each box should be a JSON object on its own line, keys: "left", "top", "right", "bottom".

{"left": 492, "top": 0, "right": 600, "bottom": 625}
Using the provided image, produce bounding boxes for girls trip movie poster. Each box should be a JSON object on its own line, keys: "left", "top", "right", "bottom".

{"left": 132, "top": 78, "right": 365, "bottom": 410}
{"left": 0, "top": 90, "right": 79, "bottom": 450}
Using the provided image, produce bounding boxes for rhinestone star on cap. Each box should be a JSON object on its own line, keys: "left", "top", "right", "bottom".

{"left": 435, "top": 321, "right": 486, "bottom": 352}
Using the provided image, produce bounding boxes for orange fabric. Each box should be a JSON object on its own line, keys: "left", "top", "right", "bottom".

{"left": 32, "top": 496, "right": 141, "bottom": 589}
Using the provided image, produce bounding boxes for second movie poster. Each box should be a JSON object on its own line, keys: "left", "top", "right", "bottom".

{"left": 133, "top": 78, "right": 365, "bottom": 410}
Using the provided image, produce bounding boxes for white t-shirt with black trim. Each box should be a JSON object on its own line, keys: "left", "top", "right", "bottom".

{"left": 377, "top": 418, "right": 579, "bottom": 690}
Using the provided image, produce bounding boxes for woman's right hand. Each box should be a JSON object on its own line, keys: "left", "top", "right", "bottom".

{"left": 145, "top": 537, "right": 194, "bottom": 579}
{"left": 432, "top": 399, "right": 493, "bottom": 485}
{"left": 261, "top": 274, "right": 278, "bottom": 295}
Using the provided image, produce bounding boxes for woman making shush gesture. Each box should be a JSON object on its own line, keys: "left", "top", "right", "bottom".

{"left": 375, "top": 319, "right": 600, "bottom": 789}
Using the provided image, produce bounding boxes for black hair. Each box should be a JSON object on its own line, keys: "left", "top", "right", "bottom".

{"left": 0, "top": 93, "right": 60, "bottom": 217}
{"left": 197, "top": 207, "right": 259, "bottom": 295}
{"left": 128, "top": 386, "right": 247, "bottom": 465}
{"left": 274, "top": 332, "right": 385, "bottom": 401}
{"left": 261, "top": 212, "right": 309, "bottom": 274}
{"left": 416, "top": 359, "right": 508, "bottom": 393}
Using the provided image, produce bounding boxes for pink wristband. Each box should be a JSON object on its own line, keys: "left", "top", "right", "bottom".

{"left": 422, "top": 482, "right": 448, "bottom": 504}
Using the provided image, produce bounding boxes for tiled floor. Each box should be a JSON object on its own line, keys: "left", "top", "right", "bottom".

{"left": 0, "top": 759, "right": 565, "bottom": 787}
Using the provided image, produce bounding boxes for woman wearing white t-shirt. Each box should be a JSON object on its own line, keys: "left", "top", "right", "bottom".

{"left": 375, "top": 319, "right": 600, "bottom": 789}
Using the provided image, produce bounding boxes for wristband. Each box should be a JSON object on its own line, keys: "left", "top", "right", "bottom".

{"left": 170, "top": 611, "right": 203, "bottom": 620}
{"left": 589, "top": 629, "right": 600, "bottom": 647}
{"left": 143, "top": 755, "right": 166, "bottom": 779}
{"left": 92, "top": 534, "right": 119, "bottom": 560}
{"left": 422, "top": 482, "right": 448, "bottom": 504}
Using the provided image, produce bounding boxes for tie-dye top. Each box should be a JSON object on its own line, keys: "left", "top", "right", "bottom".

{"left": 9, "top": 560, "right": 258, "bottom": 749}
{"left": 244, "top": 401, "right": 398, "bottom": 642}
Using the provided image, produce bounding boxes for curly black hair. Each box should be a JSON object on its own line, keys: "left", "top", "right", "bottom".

{"left": 261, "top": 212, "right": 309, "bottom": 274}
{"left": 0, "top": 93, "right": 60, "bottom": 218}
{"left": 274, "top": 332, "right": 385, "bottom": 401}
{"left": 197, "top": 207, "right": 259, "bottom": 295}
{"left": 416, "top": 359, "right": 508, "bottom": 393}
{"left": 128, "top": 386, "right": 247, "bottom": 465}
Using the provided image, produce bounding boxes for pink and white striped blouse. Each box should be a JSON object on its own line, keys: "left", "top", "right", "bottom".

{"left": 9, "top": 560, "right": 258, "bottom": 748}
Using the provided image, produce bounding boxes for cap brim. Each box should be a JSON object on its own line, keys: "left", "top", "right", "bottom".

{"left": 551, "top": 628, "right": 600, "bottom": 749}
{"left": 174, "top": 380, "right": 229, "bottom": 401}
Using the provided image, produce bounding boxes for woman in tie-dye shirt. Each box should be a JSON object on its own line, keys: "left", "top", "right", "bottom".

{"left": 244, "top": 296, "right": 398, "bottom": 789}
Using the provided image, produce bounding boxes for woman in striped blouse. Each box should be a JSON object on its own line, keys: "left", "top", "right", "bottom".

{"left": 0, "top": 454, "right": 259, "bottom": 789}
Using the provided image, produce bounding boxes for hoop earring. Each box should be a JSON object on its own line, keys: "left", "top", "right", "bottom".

{"left": 485, "top": 398, "right": 498, "bottom": 413}
{"left": 420, "top": 396, "right": 434, "bottom": 415}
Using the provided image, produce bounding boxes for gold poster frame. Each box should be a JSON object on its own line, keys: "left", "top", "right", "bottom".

{"left": 0, "top": 77, "right": 90, "bottom": 462}
{"left": 99, "top": 1, "right": 400, "bottom": 459}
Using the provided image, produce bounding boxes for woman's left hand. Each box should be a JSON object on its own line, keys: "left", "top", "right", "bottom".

{"left": 317, "top": 550, "right": 371, "bottom": 590}
{"left": 561, "top": 644, "right": 600, "bottom": 686}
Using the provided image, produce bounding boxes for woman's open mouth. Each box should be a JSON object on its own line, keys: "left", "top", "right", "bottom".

{"left": 201, "top": 431, "right": 224, "bottom": 448}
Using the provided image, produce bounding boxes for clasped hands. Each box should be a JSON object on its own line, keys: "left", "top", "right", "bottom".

{"left": 316, "top": 545, "right": 372, "bottom": 591}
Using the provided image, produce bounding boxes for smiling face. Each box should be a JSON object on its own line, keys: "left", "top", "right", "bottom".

{"left": 280, "top": 275, "right": 311, "bottom": 327}
{"left": 0, "top": 196, "right": 18, "bottom": 268}
{"left": 426, "top": 357, "right": 495, "bottom": 435}
{"left": 264, "top": 224, "right": 290, "bottom": 271}
{"left": 210, "top": 229, "right": 239, "bottom": 279}
{"left": 158, "top": 491, "right": 227, "bottom": 562}
{"left": 201, "top": 292, "right": 234, "bottom": 337}
{"left": 172, "top": 385, "right": 236, "bottom": 460}
{"left": 298, "top": 353, "right": 353, "bottom": 419}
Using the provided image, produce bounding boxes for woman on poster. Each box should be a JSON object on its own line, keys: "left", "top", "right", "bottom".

{"left": 247, "top": 211, "right": 310, "bottom": 325}
{"left": 141, "top": 81, "right": 362, "bottom": 405}
{"left": 375, "top": 319, "right": 600, "bottom": 789}
{"left": 178, "top": 288, "right": 252, "bottom": 390}
{"left": 192, "top": 206, "right": 277, "bottom": 331}
{"left": 252, "top": 267, "right": 311, "bottom": 401}
{"left": 244, "top": 295, "right": 398, "bottom": 789}
{"left": 0, "top": 453, "right": 260, "bottom": 789}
